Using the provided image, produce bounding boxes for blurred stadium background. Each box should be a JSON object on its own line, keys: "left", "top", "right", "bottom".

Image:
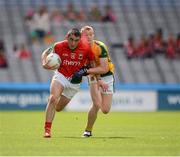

{"left": 0, "top": 0, "right": 179, "bottom": 111}
{"left": 0, "top": 0, "right": 180, "bottom": 156}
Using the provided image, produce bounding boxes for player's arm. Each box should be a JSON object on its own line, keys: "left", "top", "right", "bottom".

{"left": 89, "top": 59, "right": 109, "bottom": 91}
{"left": 87, "top": 57, "right": 109, "bottom": 75}
{"left": 97, "top": 76, "right": 109, "bottom": 92}
{"left": 41, "top": 48, "right": 50, "bottom": 68}
{"left": 87, "top": 43, "right": 109, "bottom": 75}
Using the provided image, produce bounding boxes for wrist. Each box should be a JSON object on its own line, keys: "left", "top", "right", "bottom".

{"left": 87, "top": 69, "right": 90, "bottom": 74}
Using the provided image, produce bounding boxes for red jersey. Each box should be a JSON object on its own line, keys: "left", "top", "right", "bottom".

{"left": 53, "top": 40, "right": 94, "bottom": 78}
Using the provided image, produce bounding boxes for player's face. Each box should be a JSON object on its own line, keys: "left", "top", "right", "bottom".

{"left": 84, "top": 30, "right": 94, "bottom": 44}
{"left": 67, "top": 34, "right": 81, "bottom": 50}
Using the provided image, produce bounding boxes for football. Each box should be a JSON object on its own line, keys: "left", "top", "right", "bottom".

{"left": 46, "top": 53, "right": 61, "bottom": 68}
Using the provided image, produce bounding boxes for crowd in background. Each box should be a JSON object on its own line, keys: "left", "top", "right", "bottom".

{"left": 1, "top": 3, "right": 180, "bottom": 69}
{"left": 0, "top": 40, "right": 8, "bottom": 68}
{"left": 0, "top": 39, "right": 32, "bottom": 69}
{"left": 124, "top": 28, "right": 180, "bottom": 60}
{"left": 24, "top": 3, "right": 117, "bottom": 44}
{"left": 0, "top": 3, "right": 117, "bottom": 69}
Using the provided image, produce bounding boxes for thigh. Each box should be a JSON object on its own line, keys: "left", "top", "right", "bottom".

{"left": 101, "top": 94, "right": 113, "bottom": 106}
{"left": 56, "top": 95, "right": 71, "bottom": 111}
{"left": 101, "top": 93, "right": 113, "bottom": 111}
{"left": 50, "top": 79, "right": 64, "bottom": 99}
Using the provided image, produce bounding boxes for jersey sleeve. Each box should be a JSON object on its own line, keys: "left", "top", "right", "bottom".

{"left": 53, "top": 42, "right": 60, "bottom": 53}
{"left": 99, "top": 44, "right": 108, "bottom": 58}
{"left": 53, "top": 42, "right": 64, "bottom": 55}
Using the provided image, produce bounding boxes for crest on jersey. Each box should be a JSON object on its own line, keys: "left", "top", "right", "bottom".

{"left": 71, "top": 53, "right": 76, "bottom": 59}
{"left": 78, "top": 53, "right": 83, "bottom": 60}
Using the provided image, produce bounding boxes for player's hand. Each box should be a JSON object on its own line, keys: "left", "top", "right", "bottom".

{"left": 47, "top": 64, "right": 60, "bottom": 70}
{"left": 98, "top": 79, "right": 109, "bottom": 92}
{"left": 71, "top": 72, "right": 83, "bottom": 84}
{"left": 43, "top": 60, "right": 59, "bottom": 70}
{"left": 70, "top": 69, "right": 85, "bottom": 84}
{"left": 75, "top": 65, "right": 91, "bottom": 77}
{"left": 70, "top": 65, "right": 91, "bottom": 84}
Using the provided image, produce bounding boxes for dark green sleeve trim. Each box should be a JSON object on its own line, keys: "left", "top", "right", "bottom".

{"left": 99, "top": 45, "right": 108, "bottom": 58}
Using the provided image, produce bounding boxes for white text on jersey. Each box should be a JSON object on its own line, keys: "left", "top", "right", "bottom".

{"left": 63, "top": 60, "right": 81, "bottom": 66}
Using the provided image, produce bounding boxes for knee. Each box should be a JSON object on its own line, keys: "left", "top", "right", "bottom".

{"left": 101, "top": 109, "right": 109, "bottom": 114}
{"left": 93, "top": 100, "right": 102, "bottom": 109}
{"left": 91, "top": 104, "right": 99, "bottom": 112}
{"left": 56, "top": 107, "right": 61, "bottom": 112}
{"left": 101, "top": 106, "right": 110, "bottom": 114}
{"left": 56, "top": 104, "right": 64, "bottom": 112}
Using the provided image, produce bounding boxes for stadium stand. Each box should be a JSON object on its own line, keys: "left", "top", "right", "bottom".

{"left": 0, "top": 0, "right": 179, "bottom": 83}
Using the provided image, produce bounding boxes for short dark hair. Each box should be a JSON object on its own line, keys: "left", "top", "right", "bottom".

{"left": 67, "top": 28, "right": 81, "bottom": 37}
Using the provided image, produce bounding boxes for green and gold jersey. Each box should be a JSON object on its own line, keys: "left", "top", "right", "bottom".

{"left": 91, "top": 40, "right": 114, "bottom": 77}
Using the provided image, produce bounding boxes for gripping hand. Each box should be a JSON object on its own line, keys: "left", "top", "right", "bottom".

{"left": 70, "top": 65, "right": 91, "bottom": 84}
{"left": 76, "top": 66, "right": 88, "bottom": 77}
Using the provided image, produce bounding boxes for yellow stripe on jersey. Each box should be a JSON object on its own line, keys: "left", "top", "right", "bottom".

{"left": 91, "top": 40, "right": 114, "bottom": 76}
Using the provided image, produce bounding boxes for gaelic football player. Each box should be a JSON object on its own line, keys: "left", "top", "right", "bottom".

{"left": 80, "top": 26, "right": 115, "bottom": 137}
{"left": 41, "top": 28, "right": 95, "bottom": 138}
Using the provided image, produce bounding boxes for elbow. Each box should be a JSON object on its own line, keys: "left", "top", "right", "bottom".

{"left": 42, "top": 64, "right": 46, "bottom": 69}
{"left": 42, "top": 61, "right": 48, "bottom": 69}
{"left": 100, "top": 69, "right": 108, "bottom": 74}
{"left": 41, "top": 60, "right": 45, "bottom": 68}
{"left": 102, "top": 65, "right": 109, "bottom": 74}
{"left": 96, "top": 66, "right": 109, "bottom": 74}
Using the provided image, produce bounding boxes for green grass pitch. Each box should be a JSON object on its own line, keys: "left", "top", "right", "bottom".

{"left": 0, "top": 111, "right": 180, "bottom": 156}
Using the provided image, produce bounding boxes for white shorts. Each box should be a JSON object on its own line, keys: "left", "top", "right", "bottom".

{"left": 52, "top": 71, "right": 80, "bottom": 99}
{"left": 88, "top": 75, "right": 114, "bottom": 94}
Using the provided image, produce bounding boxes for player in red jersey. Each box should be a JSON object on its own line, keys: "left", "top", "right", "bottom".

{"left": 41, "top": 28, "right": 94, "bottom": 138}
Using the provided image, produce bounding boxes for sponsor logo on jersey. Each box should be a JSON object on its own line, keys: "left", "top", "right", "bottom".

{"left": 63, "top": 60, "right": 80, "bottom": 66}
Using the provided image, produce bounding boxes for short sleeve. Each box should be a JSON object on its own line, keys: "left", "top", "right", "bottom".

{"left": 53, "top": 43, "right": 59, "bottom": 53}
{"left": 99, "top": 45, "right": 108, "bottom": 58}
{"left": 53, "top": 42, "right": 64, "bottom": 55}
